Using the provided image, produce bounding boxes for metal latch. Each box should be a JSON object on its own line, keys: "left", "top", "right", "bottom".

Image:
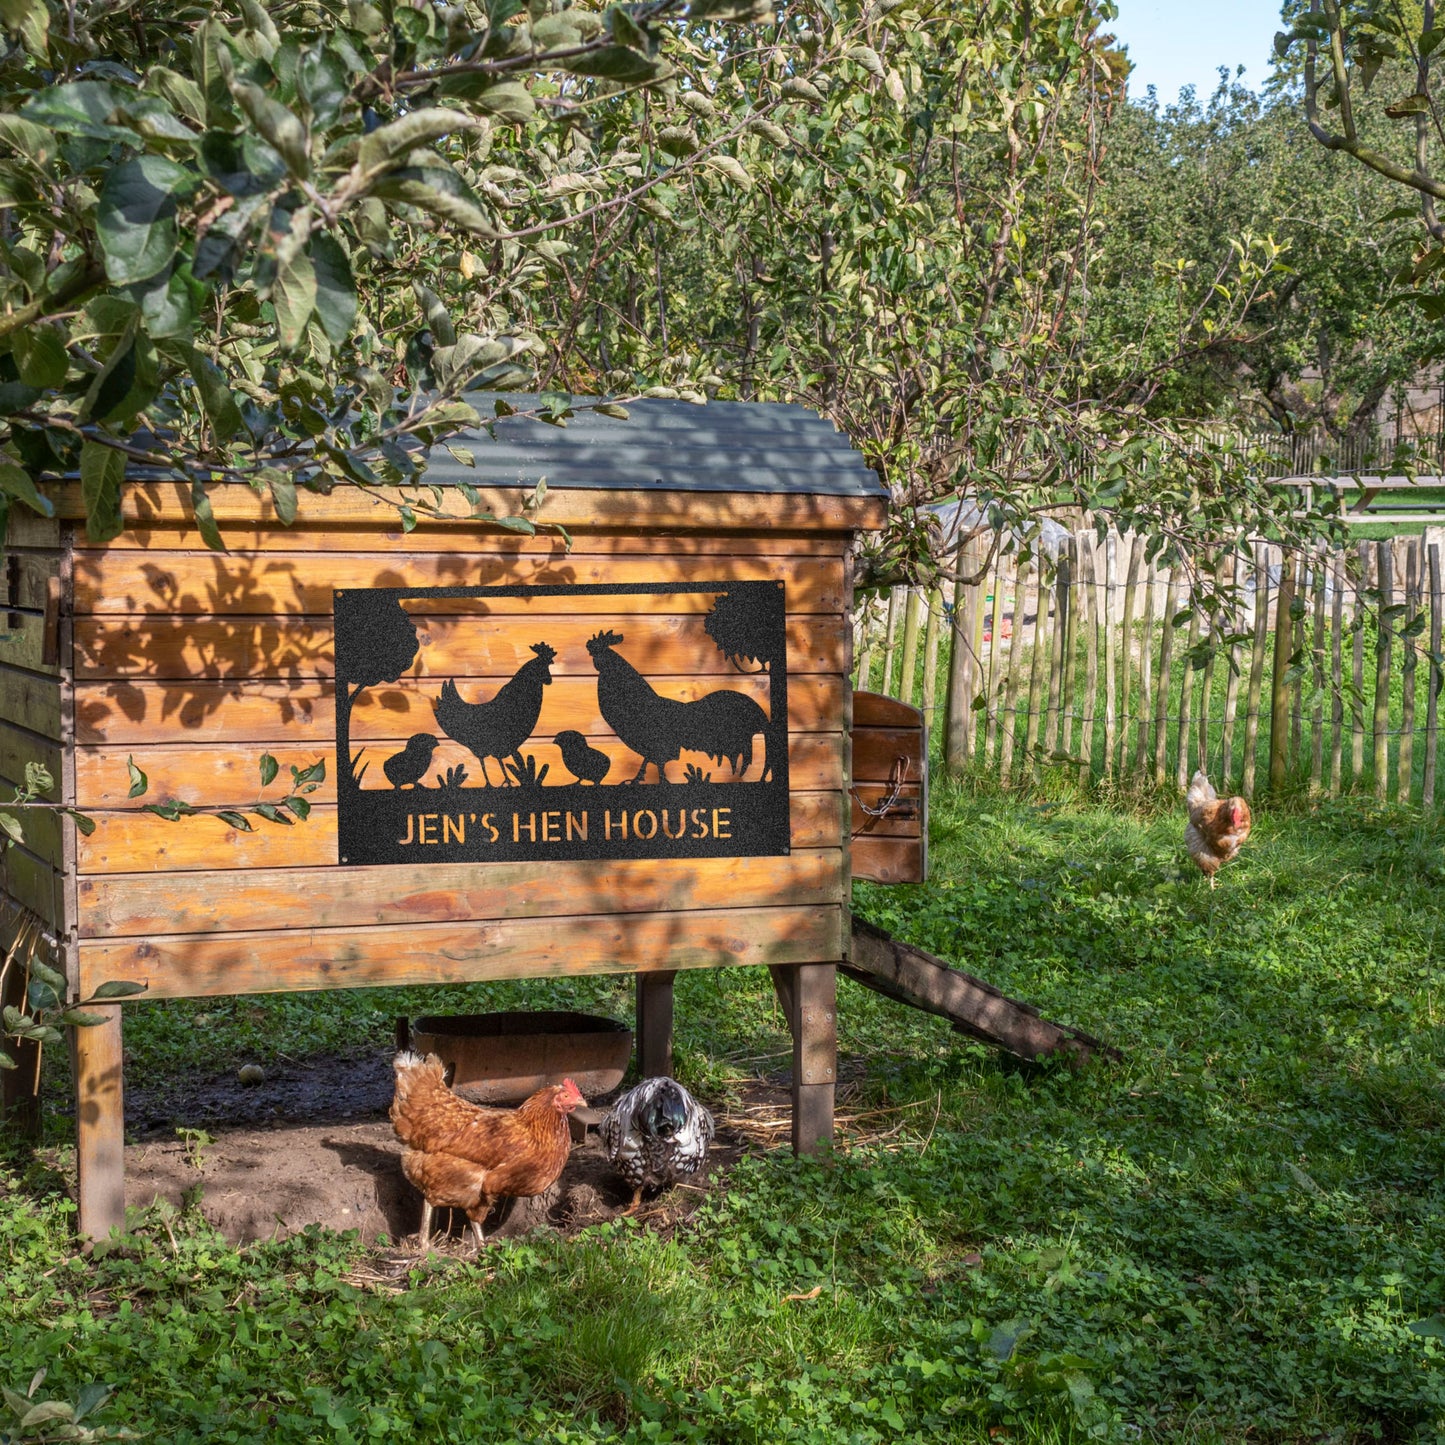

{"left": 851, "top": 757, "right": 917, "bottom": 836}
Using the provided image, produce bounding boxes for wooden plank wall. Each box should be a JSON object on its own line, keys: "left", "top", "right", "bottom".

{"left": 0, "top": 507, "right": 67, "bottom": 930}
{"left": 65, "top": 508, "right": 859, "bottom": 999}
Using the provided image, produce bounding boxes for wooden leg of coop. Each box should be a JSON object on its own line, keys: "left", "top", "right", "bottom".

{"left": 770, "top": 962, "right": 836, "bottom": 1156}
{"left": 72, "top": 1003, "right": 126, "bottom": 1241}
{"left": 636, "top": 970, "right": 676, "bottom": 1079}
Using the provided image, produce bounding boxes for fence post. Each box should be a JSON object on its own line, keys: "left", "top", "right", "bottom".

{"left": 855, "top": 595, "right": 877, "bottom": 691}
{"left": 1117, "top": 535, "right": 1140, "bottom": 775}
{"left": 1330, "top": 548, "right": 1344, "bottom": 796}
{"left": 943, "top": 540, "right": 980, "bottom": 772}
{"left": 983, "top": 568, "right": 1006, "bottom": 762}
{"left": 1220, "top": 547, "right": 1243, "bottom": 789}
{"left": 1044, "top": 548, "right": 1069, "bottom": 756}
{"left": 1353, "top": 541, "right": 1370, "bottom": 784}
{"left": 1135, "top": 553, "right": 1158, "bottom": 772}
{"left": 1023, "top": 555, "right": 1052, "bottom": 772}
{"left": 998, "top": 557, "right": 1030, "bottom": 786}
{"left": 1425, "top": 541, "right": 1442, "bottom": 808}
{"left": 1152, "top": 564, "right": 1179, "bottom": 786}
{"left": 1242, "top": 542, "right": 1271, "bottom": 801}
{"left": 1373, "top": 540, "right": 1393, "bottom": 803}
{"left": 880, "top": 586, "right": 903, "bottom": 697}
{"left": 1080, "top": 536, "right": 1100, "bottom": 787}
{"left": 1060, "top": 537, "right": 1079, "bottom": 757}
{"left": 1400, "top": 537, "right": 1420, "bottom": 805}
{"left": 1102, "top": 532, "right": 1118, "bottom": 778}
{"left": 1175, "top": 600, "right": 1201, "bottom": 792}
{"left": 921, "top": 587, "right": 942, "bottom": 738}
{"left": 1269, "top": 546, "right": 1296, "bottom": 794}
{"left": 898, "top": 588, "right": 923, "bottom": 707}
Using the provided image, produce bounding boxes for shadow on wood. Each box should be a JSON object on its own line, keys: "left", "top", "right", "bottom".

{"left": 845, "top": 917, "right": 1119, "bottom": 1064}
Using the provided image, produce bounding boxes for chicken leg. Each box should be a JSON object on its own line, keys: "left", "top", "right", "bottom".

{"left": 416, "top": 1199, "right": 434, "bottom": 1250}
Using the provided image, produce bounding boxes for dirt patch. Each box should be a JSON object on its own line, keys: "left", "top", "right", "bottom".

{"left": 123, "top": 1055, "right": 766, "bottom": 1247}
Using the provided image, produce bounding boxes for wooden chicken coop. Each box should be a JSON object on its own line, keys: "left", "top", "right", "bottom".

{"left": 0, "top": 397, "right": 905, "bottom": 1238}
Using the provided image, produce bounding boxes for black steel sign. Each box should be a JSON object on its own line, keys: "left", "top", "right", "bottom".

{"left": 334, "top": 581, "right": 790, "bottom": 865}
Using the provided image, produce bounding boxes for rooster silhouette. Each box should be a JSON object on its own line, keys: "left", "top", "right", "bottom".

{"left": 433, "top": 642, "right": 555, "bottom": 786}
{"left": 586, "top": 630, "right": 770, "bottom": 784}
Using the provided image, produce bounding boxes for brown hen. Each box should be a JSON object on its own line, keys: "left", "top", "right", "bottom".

{"left": 1185, "top": 770, "right": 1252, "bottom": 887}
{"left": 390, "top": 1051, "right": 585, "bottom": 1249}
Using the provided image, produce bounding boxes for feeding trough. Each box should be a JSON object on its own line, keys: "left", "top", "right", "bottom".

{"left": 402, "top": 1010, "right": 632, "bottom": 1104}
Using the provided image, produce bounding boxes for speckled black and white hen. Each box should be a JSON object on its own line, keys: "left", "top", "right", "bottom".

{"left": 600, "top": 1078, "right": 715, "bottom": 1211}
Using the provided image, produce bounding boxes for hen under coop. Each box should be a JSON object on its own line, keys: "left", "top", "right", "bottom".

{"left": 0, "top": 396, "right": 909, "bottom": 1239}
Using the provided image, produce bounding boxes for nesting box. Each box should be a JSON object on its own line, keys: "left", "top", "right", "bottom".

{"left": 0, "top": 398, "right": 890, "bottom": 1236}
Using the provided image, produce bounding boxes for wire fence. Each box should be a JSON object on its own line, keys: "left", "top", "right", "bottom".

{"left": 856, "top": 530, "right": 1445, "bottom": 805}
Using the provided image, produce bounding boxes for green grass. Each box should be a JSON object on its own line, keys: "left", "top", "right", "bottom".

{"left": 3, "top": 783, "right": 1444, "bottom": 1442}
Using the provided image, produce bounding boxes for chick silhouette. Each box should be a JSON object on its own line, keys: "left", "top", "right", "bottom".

{"left": 383, "top": 733, "right": 439, "bottom": 789}
{"left": 555, "top": 730, "right": 610, "bottom": 785}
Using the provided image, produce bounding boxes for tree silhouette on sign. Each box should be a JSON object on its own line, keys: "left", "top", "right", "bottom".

{"left": 337, "top": 596, "right": 420, "bottom": 705}
{"left": 705, "top": 588, "right": 784, "bottom": 673}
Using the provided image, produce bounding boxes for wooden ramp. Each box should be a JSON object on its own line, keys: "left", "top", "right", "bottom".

{"left": 845, "top": 917, "right": 1118, "bottom": 1064}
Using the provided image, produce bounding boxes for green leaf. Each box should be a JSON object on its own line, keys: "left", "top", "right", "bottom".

{"left": 21, "top": 81, "right": 133, "bottom": 141}
{"left": 19, "top": 1401, "right": 74, "bottom": 1429}
{"left": 190, "top": 479, "right": 225, "bottom": 551}
{"left": 73, "top": 1383, "right": 111, "bottom": 1423}
{"left": 607, "top": 5, "right": 652, "bottom": 52}
{"left": 704, "top": 155, "right": 752, "bottom": 191}
{"left": 253, "top": 801, "right": 293, "bottom": 825}
{"left": 292, "top": 758, "right": 326, "bottom": 788}
{"left": 180, "top": 345, "right": 244, "bottom": 441}
{"left": 267, "top": 469, "right": 298, "bottom": 525}
{"left": 130, "top": 261, "right": 203, "bottom": 341}
{"left": 88, "top": 979, "right": 147, "bottom": 999}
{"left": 0, "top": 0, "right": 49, "bottom": 56}
{"left": 565, "top": 46, "right": 668, "bottom": 83}
{"left": 11, "top": 323, "right": 68, "bottom": 389}
{"left": 0, "top": 462, "right": 53, "bottom": 518}
{"left": 23, "top": 760, "right": 52, "bottom": 794}
{"left": 285, "top": 793, "right": 311, "bottom": 820}
{"left": 0, "top": 812, "right": 23, "bottom": 845}
{"left": 61, "top": 1010, "right": 109, "bottom": 1027}
{"left": 373, "top": 165, "right": 501, "bottom": 236}
{"left": 79, "top": 442, "right": 126, "bottom": 544}
{"left": 126, "top": 754, "right": 148, "bottom": 798}
{"left": 274, "top": 249, "right": 317, "bottom": 350}
{"left": 259, "top": 753, "right": 279, "bottom": 787}
{"left": 67, "top": 809, "right": 96, "bottom": 836}
{"left": 96, "top": 156, "right": 191, "bottom": 286}
{"left": 217, "top": 809, "right": 254, "bottom": 831}
{"left": 358, "top": 108, "right": 485, "bottom": 171}
{"left": 144, "top": 800, "right": 196, "bottom": 820}
{"left": 470, "top": 83, "right": 538, "bottom": 123}
{"left": 230, "top": 81, "right": 310, "bottom": 177}
{"left": 1384, "top": 92, "right": 1432, "bottom": 117}
{"left": 310, "top": 234, "right": 356, "bottom": 345}
{"left": 29, "top": 959, "right": 64, "bottom": 989}
{"left": 687, "top": 0, "right": 770, "bottom": 16}
{"left": 1408, "top": 1315, "right": 1445, "bottom": 1338}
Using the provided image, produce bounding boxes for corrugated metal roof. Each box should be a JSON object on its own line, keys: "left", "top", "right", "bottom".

{"left": 423, "top": 395, "right": 886, "bottom": 497}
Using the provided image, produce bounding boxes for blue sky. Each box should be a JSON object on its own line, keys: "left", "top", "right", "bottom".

{"left": 1109, "top": 0, "right": 1284, "bottom": 103}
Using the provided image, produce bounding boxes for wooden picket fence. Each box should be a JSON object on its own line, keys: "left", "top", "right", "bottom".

{"left": 855, "top": 530, "right": 1445, "bottom": 805}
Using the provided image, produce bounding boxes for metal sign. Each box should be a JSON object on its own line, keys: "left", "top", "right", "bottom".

{"left": 334, "top": 581, "right": 791, "bottom": 865}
